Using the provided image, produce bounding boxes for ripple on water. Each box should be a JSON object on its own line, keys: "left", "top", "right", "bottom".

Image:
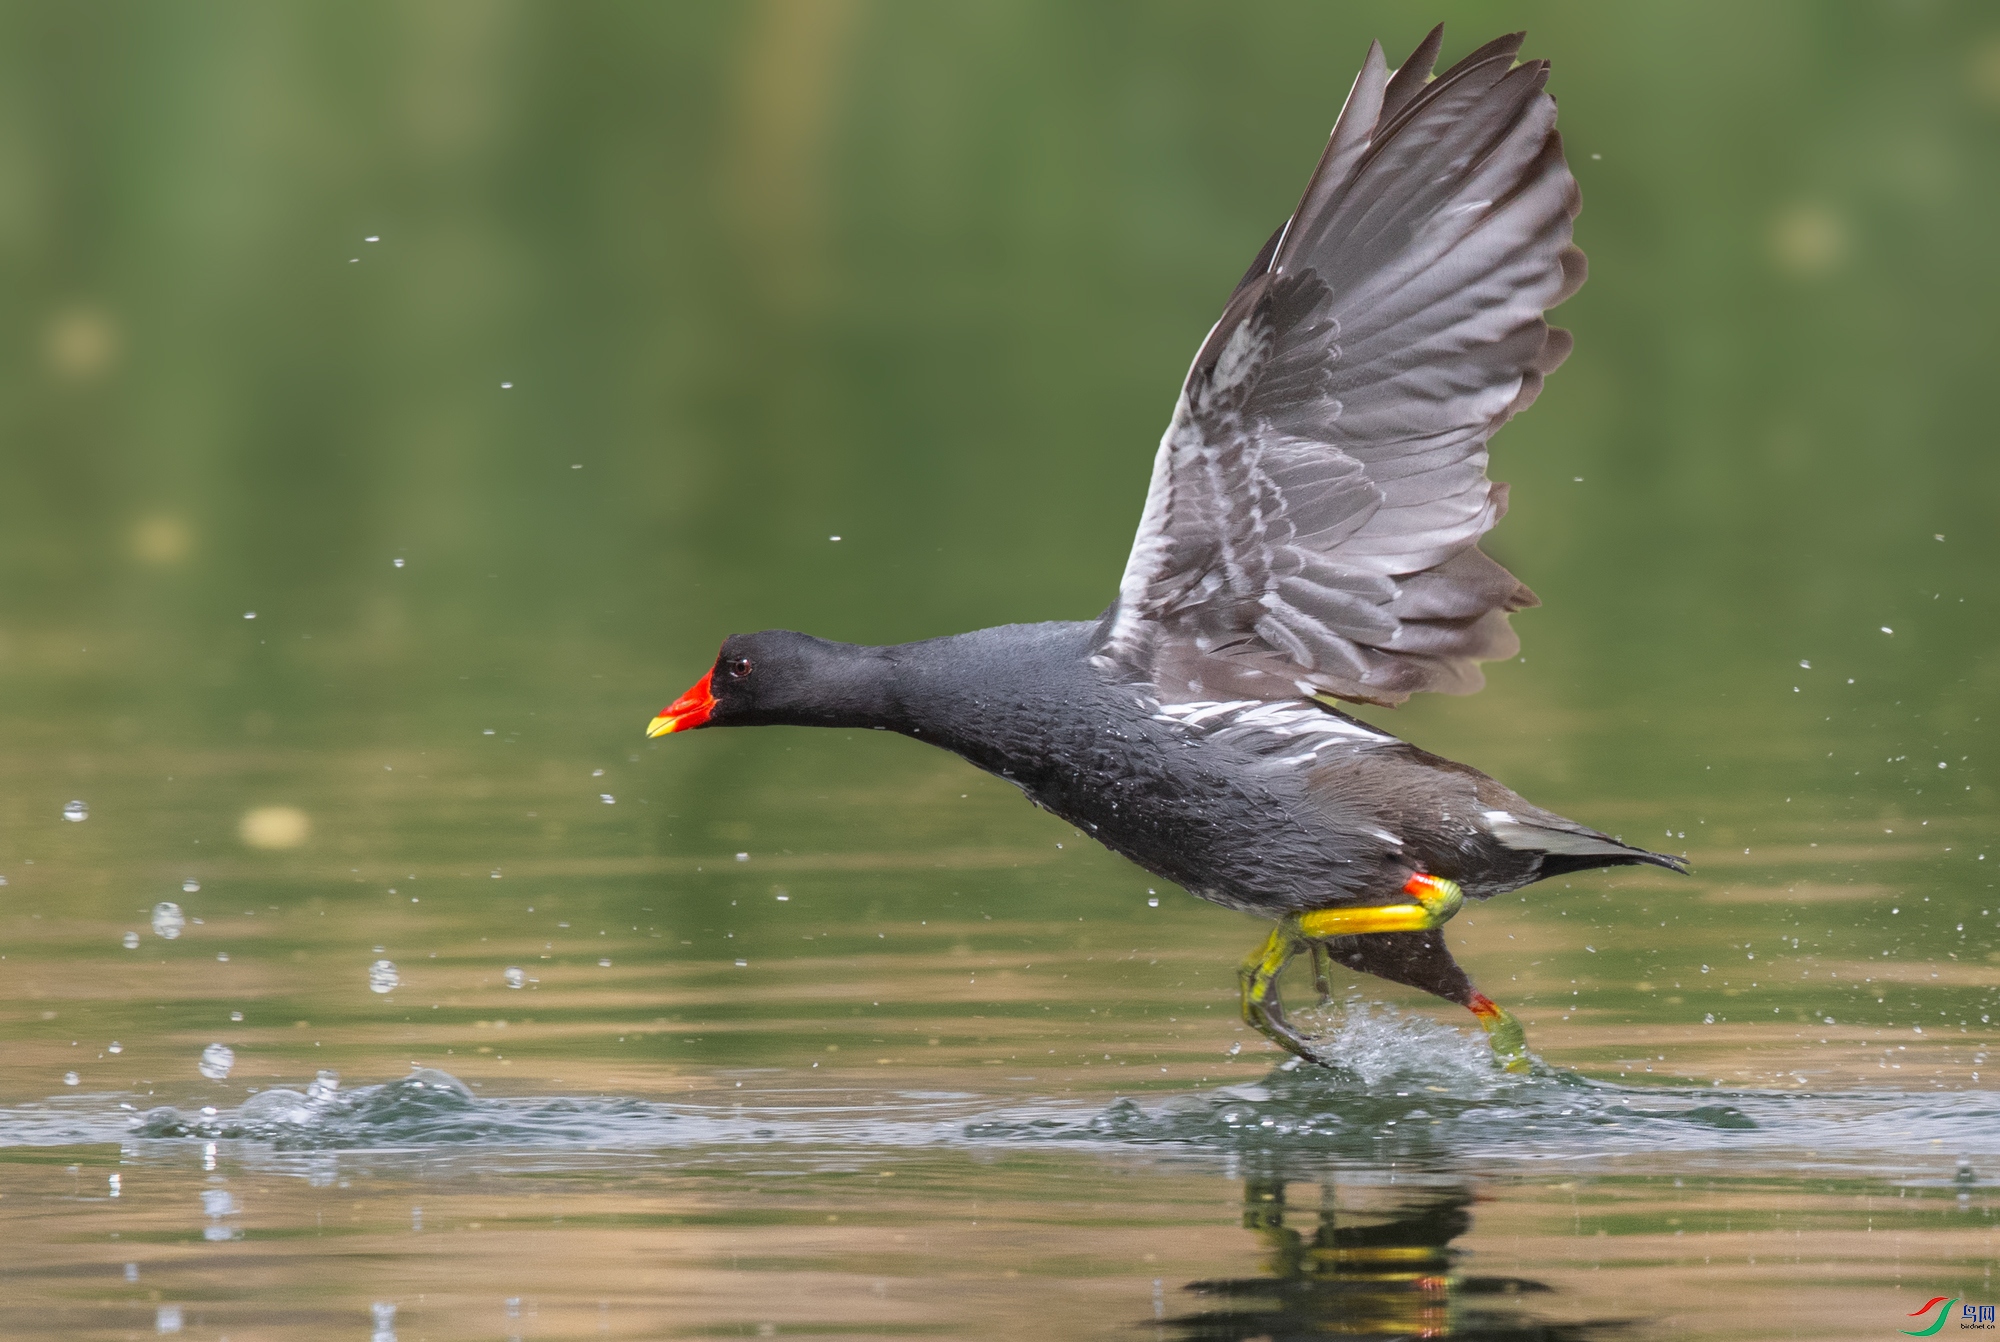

{"left": 969, "top": 1004, "right": 2000, "bottom": 1162}
{"left": 13, "top": 1012, "right": 1995, "bottom": 1164}
{"left": 127, "top": 1069, "right": 696, "bottom": 1150}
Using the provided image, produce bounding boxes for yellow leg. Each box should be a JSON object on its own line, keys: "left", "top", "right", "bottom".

{"left": 1309, "top": 940, "right": 1334, "bottom": 1005}
{"left": 1295, "top": 872, "right": 1464, "bottom": 938}
{"left": 1237, "top": 874, "right": 1530, "bottom": 1069}
{"left": 1239, "top": 923, "right": 1323, "bottom": 1063}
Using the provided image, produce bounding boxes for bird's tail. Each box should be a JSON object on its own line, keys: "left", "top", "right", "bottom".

{"left": 1482, "top": 809, "right": 1691, "bottom": 878}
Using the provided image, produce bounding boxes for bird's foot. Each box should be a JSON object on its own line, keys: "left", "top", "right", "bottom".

{"left": 1309, "top": 940, "right": 1335, "bottom": 1006}
{"left": 1468, "top": 992, "right": 1530, "bottom": 1072}
{"left": 1239, "top": 924, "right": 1334, "bottom": 1066}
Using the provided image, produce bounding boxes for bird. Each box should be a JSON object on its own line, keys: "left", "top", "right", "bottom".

{"left": 647, "top": 27, "right": 1686, "bottom": 1070}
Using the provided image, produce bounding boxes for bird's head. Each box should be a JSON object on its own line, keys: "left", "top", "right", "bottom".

{"left": 646, "top": 630, "right": 891, "bottom": 736}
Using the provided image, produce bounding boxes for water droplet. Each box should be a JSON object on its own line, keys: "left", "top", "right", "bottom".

{"left": 592, "top": 768, "right": 604, "bottom": 777}
{"left": 243, "top": 611, "right": 256, "bottom": 620}
{"left": 371, "top": 1301, "right": 397, "bottom": 1342}
{"left": 107, "top": 1041, "right": 122, "bottom": 1053}
{"left": 503, "top": 966, "right": 525, "bottom": 989}
{"left": 365, "top": 235, "right": 380, "bottom": 243}
{"left": 122, "top": 931, "right": 140, "bottom": 949}
{"left": 735, "top": 852, "right": 749, "bottom": 862}
{"left": 734, "top": 958, "right": 748, "bottom": 967}
{"left": 392, "top": 557, "right": 405, "bottom": 568}
{"left": 151, "top": 902, "right": 186, "bottom": 939}
{"left": 1799, "top": 659, "right": 1811, "bottom": 669}
{"left": 599, "top": 794, "right": 616, "bottom": 805}
{"left": 829, "top": 535, "right": 841, "bottom": 542}
{"left": 490, "top": 869, "right": 502, "bottom": 879}
{"left": 1226, "top": 1042, "right": 1242, "bottom": 1056}
{"left": 215, "top": 952, "right": 229, "bottom": 962}
{"left": 307, "top": 1069, "right": 339, "bottom": 1101}
{"left": 500, "top": 381, "right": 513, "bottom": 389}
{"left": 109, "top": 1173, "right": 121, "bottom": 1196}
{"left": 62, "top": 799, "right": 88, "bottom": 822}
{"left": 775, "top": 893, "right": 790, "bottom": 901}
{"left": 157, "top": 1304, "right": 183, "bottom": 1333}
{"left": 368, "top": 959, "right": 399, "bottom": 994}
{"left": 198, "top": 1043, "right": 235, "bottom": 1080}
{"left": 1147, "top": 897, "right": 1159, "bottom": 907}
{"left": 483, "top": 729, "right": 496, "bottom": 736}
{"left": 1703, "top": 1014, "right": 1715, "bottom": 1025}
{"left": 1881, "top": 626, "right": 1893, "bottom": 635}
{"left": 229, "top": 1011, "right": 243, "bottom": 1022}
{"left": 63, "top": 1071, "right": 79, "bottom": 1086}
{"left": 598, "top": 958, "right": 612, "bottom": 968}
{"left": 182, "top": 878, "right": 199, "bottom": 893}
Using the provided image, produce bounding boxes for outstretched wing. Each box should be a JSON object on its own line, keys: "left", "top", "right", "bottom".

{"left": 1095, "top": 28, "right": 1583, "bottom": 707}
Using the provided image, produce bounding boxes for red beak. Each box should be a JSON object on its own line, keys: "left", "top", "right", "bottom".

{"left": 646, "top": 671, "right": 716, "bottom": 737}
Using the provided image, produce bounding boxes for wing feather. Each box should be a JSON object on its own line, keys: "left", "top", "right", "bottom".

{"left": 1097, "top": 26, "right": 1581, "bottom": 706}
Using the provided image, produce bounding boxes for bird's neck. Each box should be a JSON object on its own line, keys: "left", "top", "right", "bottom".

{"left": 876, "top": 623, "right": 1100, "bottom": 779}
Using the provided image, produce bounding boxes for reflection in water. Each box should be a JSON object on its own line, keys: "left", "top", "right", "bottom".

{"left": 1162, "top": 1172, "right": 1624, "bottom": 1341}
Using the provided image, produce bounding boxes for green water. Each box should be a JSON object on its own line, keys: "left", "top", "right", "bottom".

{"left": 2, "top": 3, "right": 1998, "bottom": 1338}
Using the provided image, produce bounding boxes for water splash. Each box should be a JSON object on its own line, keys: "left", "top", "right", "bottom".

{"left": 62, "top": 799, "right": 87, "bottom": 822}
{"left": 151, "top": 902, "right": 185, "bottom": 939}
{"left": 968, "top": 1004, "right": 2000, "bottom": 1161}
{"left": 368, "top": 959, "right": 399, "bottom": 994}
{"left": 127, "top": 1068, "right": 655, "bottom": 1149}
{"left": 198, "top": 1044, "right": 235, "bottom": 1081}
{"left": 23, "top": 1010, "right": 1996, "bottom": 1165}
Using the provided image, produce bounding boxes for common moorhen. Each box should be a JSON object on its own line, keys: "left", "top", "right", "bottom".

{"left": 649, "top": 27, "right": 1686, "bottom": 1069}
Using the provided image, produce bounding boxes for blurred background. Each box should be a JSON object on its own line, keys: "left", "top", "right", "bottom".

{"left": 1, "top": 0, "right": 1995, "bottom": 836}
{"left": 2, "top": 5, "right": 1998, "bottom": 1337}
{"left": 0, "top": 0, "right": 1995, "bottom": 1036}
{"left": 0, "top": 0, "right": 1992, "bottom": 828}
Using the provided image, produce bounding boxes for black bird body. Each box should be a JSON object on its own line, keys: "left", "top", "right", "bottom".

{"left": 703, "top": 621, "right": 1677, "bottom": 920}
{"left": 650, "top": 28, "right": 1687, "bottom": 1066}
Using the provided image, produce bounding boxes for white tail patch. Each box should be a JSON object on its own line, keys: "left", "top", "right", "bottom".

{"left": 1482, "top": 809, "right": 1631, "bottom": 857}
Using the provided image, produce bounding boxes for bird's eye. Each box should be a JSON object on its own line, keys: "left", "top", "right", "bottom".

{"left": 723, "top": 658, "right": 753, "bottom": 680}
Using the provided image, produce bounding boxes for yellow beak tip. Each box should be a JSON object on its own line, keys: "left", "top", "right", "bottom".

{"left": 645, "top": 715, "right": 676, "bottom": 738}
